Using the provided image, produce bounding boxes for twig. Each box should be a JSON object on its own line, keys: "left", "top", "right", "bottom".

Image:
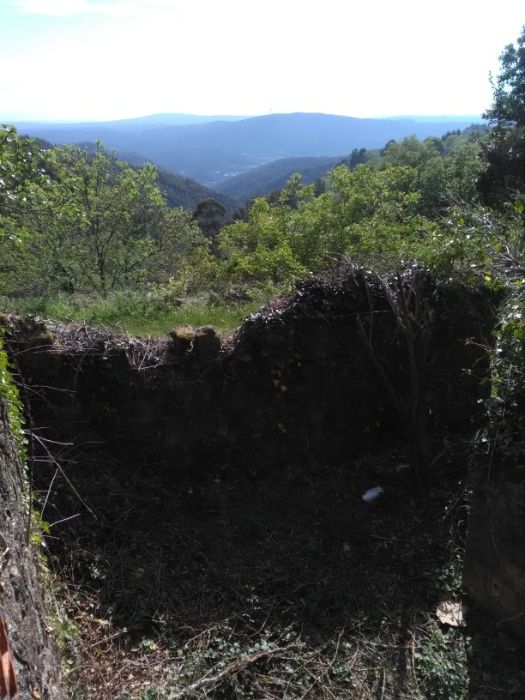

{"left": 171, "top": 644, "right": 300, "bottom": 699}
{"left": 380, "top": 668, "right": 387, "bottom": 699}
{"left": 49, "top": 513, "right": 81, "bottom": 528}
{"left": 83, "top": 627, "right": 128, "bottom": 651}
{"left": 32, "top": 432, "right": 97, "bottom": 519}
{"left": 41, "top": 467, "right": 59, "bottom": 516}
{"left": 356, "top": 315, "right": 403, "bottom": 422}
{"left": 328, "top": 627, "right": 345, "bottom": 671}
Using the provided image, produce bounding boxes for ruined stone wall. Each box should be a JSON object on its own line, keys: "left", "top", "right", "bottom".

{"left": 464, "top": 478, "right": 525, "bottom": 641}
{"left": 6, "top": 270, "right": 493, "bottom": 477}
{"left": 6, "top": 268, "right": 520, "bottom": 654}
{"left": 0, "top": 398, "right": 63, "bottom": 699}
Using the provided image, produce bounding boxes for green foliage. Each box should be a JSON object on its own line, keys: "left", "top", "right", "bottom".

{"left": 219, "top": 165, "right": 432, "bottom": 286}
{"left": 0, "top": 127, "right": 52, "bottom": 293}
{"left": 485, "top": 25, "right": 525, "bottom": 128}
{"left": 28, "top": 144, "right": 165, "bottom": 295}
{"left": 380, "top": 133, "right": 484, "bottom": 215}
{"left": 153, "top": 167, "right": 237, "bottom": 218}
{"left": 485, "top": 286, "right": 524, "bottom": 470}
{"left": 0, "top": 42, "right": 520, "bottom": 340}
{"left": 414, "top": 623, "right": 469, "bottom": 700}
{"left": 148, "top": 206, "right": 218, "bottom": 294}
{"left": 193, "top": 197, "right": 226, "bottom": 240}
{"left": 0, "top": 126, "right": 47, "bottom": 237}
{"left": 456, "top": 196, "right": 525, "bottom": 472}
{"left": 0, "top": 329, "right": 54, "bottom": 555}
{"left": 412, "top": 205, "right": 496, "bottom": 280}
{"left": 0, "top": 123, "right": 495, "bottom": 308}
{"left": 0, "top": 330, "right": 27, "bottom": 461}
{"left": 479, "top": 26, "right": 525, "bottom": 204}
{"left": 1, "top": 138, "right": 215, "bottom": 298}
{"left": 219, "top": 195, "right": 307, "bottom": 286}
{"left": 478, "top": 125, "right": 525, "bottom": 206}
{"left": 0, "top": 292, "right": 259, "bottom": 336}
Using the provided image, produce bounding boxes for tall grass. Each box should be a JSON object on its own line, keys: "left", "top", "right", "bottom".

{"left": 0, "top": 291, "right": 262, "bottom": 336}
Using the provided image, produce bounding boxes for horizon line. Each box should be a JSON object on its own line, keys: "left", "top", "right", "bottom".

{"left": 1, "top": 110, "right": 485, "bottom": 125}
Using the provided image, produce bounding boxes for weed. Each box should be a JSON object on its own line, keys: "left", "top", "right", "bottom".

{"left": 414, "top": 622, "right": 470, "bottom": 699}
{"left": 0, "top": 291, "right": 261, "bottom": 335}
{"left": 0, "top": 329, "right": 27, "bottom": 460}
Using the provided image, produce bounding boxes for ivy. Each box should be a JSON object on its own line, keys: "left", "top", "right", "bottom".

{"left": 0, "top": 329, "right": 27, "bottom": 464}
{"left": 485, "top": 287, "right": 525, "bottom": 470}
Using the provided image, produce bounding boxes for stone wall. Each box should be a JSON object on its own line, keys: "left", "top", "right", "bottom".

{"left": 464, "top": 478, "right": 525, "bottom": 640}
{"left": 6, "top": 269, "right": 493, "bottom": 478}
{"left": 0, "top": 399, "right": 64, "bottom": 699}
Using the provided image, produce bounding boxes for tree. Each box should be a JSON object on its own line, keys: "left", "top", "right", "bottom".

{"left": 0, "top": 127, "right": 52, "bottom": 292}
{"left": 0, "top": 127, "right": 48, "bottom": 239}
{"left": 217, "top": 165, "right": 433, "bottom": 288}
{"left": 292, "top": 164, "right": 425, "bottom": 267}
{"left": 193, "top": 197, "right": 226, "bottom": 253}
{"left": 28, "top": 144, "right": 167, "bottom": 295}
{"left": 219, "top": 196, "right": 306, "bottom": 286}
{"left": 151, "top": 205, "right": 218, "bottom": 294}
{"left": 380, "top": 135, "right": 484, "bottom": 215}
{"left": 485, "top": 26, "right": 525, "bottom": 128}
{"left": 478, "top": 26, "right": 525, "bottom": 205}
{"left": 343, "top": 147, "right": 370, "bottom": 170}
{"left": 3, "top": 143, "right": 212, "bottom": 297}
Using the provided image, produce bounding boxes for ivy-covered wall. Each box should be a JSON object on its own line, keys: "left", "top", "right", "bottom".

{"left": 0, "top": 335, "right": 64, "bottom": 699}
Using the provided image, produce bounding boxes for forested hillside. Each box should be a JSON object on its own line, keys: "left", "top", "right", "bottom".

{"left": 216, "top": 126, "right": 487, "bottom": 205}
{"left": 215, "top": 155, "right": 340, "bottom": 202}
{"left": 154, "top": 168, "right": 239, "bottom": 217}
{"left": 13, "top": 112, "right": 481, "bottom": 186}
{"left": 0, "top": 124, "right": 488, "bottom": 304}
{"left": 0, "top": 105, "right": 519, "bottom": 324}
{"left": 74, "top": 142, "right": 240, "bottom": 215}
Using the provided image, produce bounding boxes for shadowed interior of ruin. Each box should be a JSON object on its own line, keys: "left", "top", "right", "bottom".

{"left": 4, "top": 268, "right": 524, "bottom": 697}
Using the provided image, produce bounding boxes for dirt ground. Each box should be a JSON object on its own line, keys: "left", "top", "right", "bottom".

{"left": 33, "top": 437, "right": 525, "bottom": 699}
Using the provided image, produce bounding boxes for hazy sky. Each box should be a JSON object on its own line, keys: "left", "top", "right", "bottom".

{"left": 1, "top": 0, "right": 523, "bottom": 121}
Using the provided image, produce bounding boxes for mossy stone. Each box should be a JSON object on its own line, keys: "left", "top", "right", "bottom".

{"left": 168, "top": 325, "right": 195, "bottom": 356}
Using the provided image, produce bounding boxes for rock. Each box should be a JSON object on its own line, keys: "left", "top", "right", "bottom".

{"left": 192, "top": 325, "right": 221, "bottom": 362}
{"left": 27, "top": 328, "right": 56, "bottom": 348}
{"left": 361, "top": 486, "right": 384, "bottom": 503}
{"left": 168, "top": 325, "right": 195, "bottom": 356}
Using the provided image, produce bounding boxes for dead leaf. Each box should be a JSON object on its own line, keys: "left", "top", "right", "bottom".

{"left": 436, "top": 600, "right": 465, "bottom": 627}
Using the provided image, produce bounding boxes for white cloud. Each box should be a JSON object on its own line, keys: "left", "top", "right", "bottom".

{"left": 2, "top": 0, "right": 525, "bottom": 120}
{"left": 14, "top": 0, "right": 175, "bottom": 17}
{"left": 16, "top": 0, "right": 106, "bottom": 16}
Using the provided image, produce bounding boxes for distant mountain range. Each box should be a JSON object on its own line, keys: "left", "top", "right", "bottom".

{"left": 82, "top": 113, "right": 246, "bottom": 127}
{"left": 13, "top": 112, "right": 483, "bottom": 188}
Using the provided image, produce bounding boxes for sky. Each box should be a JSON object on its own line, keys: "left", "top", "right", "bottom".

{"left": 0, "top": 0, "right": 524, "bottom": 122}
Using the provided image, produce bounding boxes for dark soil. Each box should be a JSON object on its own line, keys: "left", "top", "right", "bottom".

{"left": 34, "top": 440, "right": 525, "bottom": 698}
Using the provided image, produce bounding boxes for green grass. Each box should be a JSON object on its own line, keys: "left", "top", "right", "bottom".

{"left": 0, "top": 291, "right": 262, "bottom": 337}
